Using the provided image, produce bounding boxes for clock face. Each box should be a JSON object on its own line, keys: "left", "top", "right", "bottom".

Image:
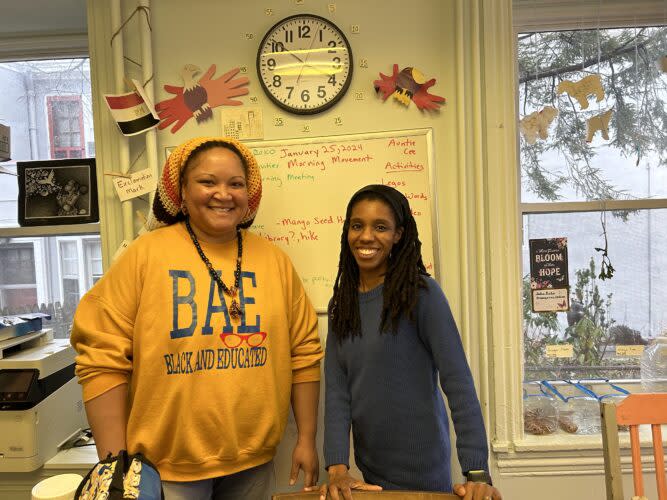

{"left": 256, "top": 14, "right": 353, "bottom": 115}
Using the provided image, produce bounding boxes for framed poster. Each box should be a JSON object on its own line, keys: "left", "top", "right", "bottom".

{"left": 17, "top": 158, "right": 99, "bottom": 226}
{"left": 529, "top": 237, "right": 569, "bottom": 313}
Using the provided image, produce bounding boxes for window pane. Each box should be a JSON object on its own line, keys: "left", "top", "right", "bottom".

{"left": 84, "top": 239, "right": 103, "bottom": 281}
{"left": 62, "top": 278, "right": 80, "bottom": 306}
{"left": 0, "top": 58, "right": 93, "bottom": 228}
{"left": 0, "top": 235, "right": 99, "bottom": 338}
{"left": 59, "top": 240, "right": 78, "bottom": 276}
{"left": 0, "top": 244, "right": 36, "bottom": 284}
{"left": 518, "top": 27, "right": 667, "bottom": 203}
{"left": 522, "top": 209, "right": 667, "bottom": 381}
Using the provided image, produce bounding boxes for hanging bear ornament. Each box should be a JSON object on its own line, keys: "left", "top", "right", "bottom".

{"left": 519, "top": 106, "right": 559, "bottom": 145}
{"left": 373, "top": 64, "right": 445, "bottom": 111}
{"left": 556, "top": 74, "right": 604, "bottom": 109}
{"left": 586, "top": 108, "right": 613, "bottom": 142}
{"left": 658, "top": 55, "right": 667, "bottom": 73}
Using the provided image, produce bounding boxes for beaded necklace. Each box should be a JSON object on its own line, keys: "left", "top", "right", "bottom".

{"left": 185, "top": 216, "right": 243, "bottom": 320}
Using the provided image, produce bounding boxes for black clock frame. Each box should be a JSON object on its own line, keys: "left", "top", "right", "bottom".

{"left": 256, "top": 13, "right": 354, "bottom": 115}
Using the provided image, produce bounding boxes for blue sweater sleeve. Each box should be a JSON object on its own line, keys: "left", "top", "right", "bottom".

{"left": 323, "top": 313, "right": 352, "bottom": 469}
{"left": 417, "top": 278, "right": 490, "bottom": 474}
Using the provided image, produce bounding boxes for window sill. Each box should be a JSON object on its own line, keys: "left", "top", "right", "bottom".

{"left": 493, "top": 427, "right": 667, "bottom": 476}
{"left": 0, "top": 222, "right": 100, "bottom": 237}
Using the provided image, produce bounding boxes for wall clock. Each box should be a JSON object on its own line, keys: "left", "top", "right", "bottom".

{"left": 256, "top": 14, "right": 353, "bottom": 115}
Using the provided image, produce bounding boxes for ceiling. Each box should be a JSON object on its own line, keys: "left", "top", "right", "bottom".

{"left": 0, "top": 0, "right": 87, "bottom": 36}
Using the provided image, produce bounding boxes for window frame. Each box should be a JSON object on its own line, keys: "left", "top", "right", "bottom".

{"left": 0, "top": 38, "right": 100, "bottom": 330}
{"left": 46, "top": 94, "right": 86, "bottom": 159}
{"left": 491, "top": 0, "right": 667, "bottom": 476}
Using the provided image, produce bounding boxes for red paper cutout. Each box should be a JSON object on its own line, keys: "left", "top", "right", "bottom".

{"left": 155, "top": 64, "right": 250, "bottom": 133}
{"left": 373, "top": 64, "right": 445, "bottom": 111}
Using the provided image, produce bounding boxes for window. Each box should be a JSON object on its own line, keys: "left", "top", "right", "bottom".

{"left": 59, "top": 239, "right": 80, "bottom": 306}
{"left": 0, "top": 58, "right": 98, "bottom": 339}
{"left": 47, "top": 95, "right": 85, "bottom": 159}
{"left": 0, "top": 242, "right": 38, "bottom": 310}
{"left": 519, "top": 25, "right": 667, "bottom": 387}
{"left": 84, "top": 238, "right": 103, "bottom": 286}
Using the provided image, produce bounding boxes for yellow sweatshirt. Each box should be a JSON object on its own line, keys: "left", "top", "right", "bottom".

{"left": 71, "top": 223, "right": 322, "bottom": 481}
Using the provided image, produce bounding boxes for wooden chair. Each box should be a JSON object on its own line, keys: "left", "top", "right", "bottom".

{"left": 601, "top": 393, "right": 667, "bottom": 500}
{"left": 272, "top": 491, "right": 459, "bottom": 500}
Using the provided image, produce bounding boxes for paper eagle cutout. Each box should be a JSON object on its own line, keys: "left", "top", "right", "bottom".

{"left": 373, "top": 64, "right": 445, "bottom": 111}
{"left": 155, "top": 64, "right": 249, "bottom": 133}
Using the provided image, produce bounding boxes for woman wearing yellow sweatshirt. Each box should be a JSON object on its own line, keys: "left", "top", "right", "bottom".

{"left": 70, "top": 137, "right": 323, "bottom": 500}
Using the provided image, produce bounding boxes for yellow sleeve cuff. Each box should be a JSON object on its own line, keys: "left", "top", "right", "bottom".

{"left": 80, "top": 372, "right": 130, "bottom": 402}
{"left": 292, "top": 363, "right": 321, "bottom": 384}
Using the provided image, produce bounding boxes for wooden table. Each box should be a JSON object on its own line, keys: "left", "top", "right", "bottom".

{"left": 273, "top": 492, "right": 459, "bottom": 500}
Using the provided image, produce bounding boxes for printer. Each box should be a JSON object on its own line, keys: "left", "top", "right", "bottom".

{"left": 0, "top": 328, "right": 87, "bottom": 472}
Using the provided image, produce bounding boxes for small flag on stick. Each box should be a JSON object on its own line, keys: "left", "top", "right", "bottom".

{"left": 104, "top": 81, "right": 159, "bottom": 136}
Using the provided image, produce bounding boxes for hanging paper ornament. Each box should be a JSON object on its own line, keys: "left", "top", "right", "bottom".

{"left": 556, "top": 74, "right": 604, "bottom": 109}
{"left": 519, "top": 106, "right": 559, "bottom": 145}
{"left": 373, "top": 64, "right": 445, "bottom": 111}
{"left": 155, "top": 65, "right": 249, "bottom": 133}
{"left": 657, "top": 55, "right": 667, "bottom": 73}
{"left": 0, "top": 124, "right": 10, "bottom": 161}
{"left": 586, "top": 109, "right": 613, "bottom": 142}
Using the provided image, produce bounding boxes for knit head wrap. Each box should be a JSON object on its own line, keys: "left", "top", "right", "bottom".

{"left": 146, "top": 136, "right": 262, "bottom": 230}
{"left": 346, "top": 184, "right": 411, "bottom": 228}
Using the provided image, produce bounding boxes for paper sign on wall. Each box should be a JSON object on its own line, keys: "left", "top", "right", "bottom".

{"left": 616, "top": 345, "right": 644, "bottom": 357}
{"left": 0, "top": 124, "right": 10, "bottom": 161}
{"left": 112, "top": 168, "right": 157, "bottom": 202}
{"left": 221, "top": 106, "right": 263, "bottom": 140}
{"left": 529, "top": 237, "right": 570, "bottom": 313}
{"left": 545, "top": 344, "right": 574, "bottom": 358}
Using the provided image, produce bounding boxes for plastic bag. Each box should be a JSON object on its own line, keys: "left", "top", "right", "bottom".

{"left": 524, "top": 393, "right": 559, "bottom": 435}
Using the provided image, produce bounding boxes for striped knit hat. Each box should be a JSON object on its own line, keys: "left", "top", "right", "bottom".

{"left": 146, "top": 136, "right": 262, "bottom": 230}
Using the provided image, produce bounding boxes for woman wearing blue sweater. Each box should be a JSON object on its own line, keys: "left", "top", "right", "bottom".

{"left": 321, "top": 185, "right": 502, "bottom": 500}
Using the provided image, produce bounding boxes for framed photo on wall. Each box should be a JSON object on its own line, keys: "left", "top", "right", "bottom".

{"left": 17, "top": 158, "right": 99, "bottom": 226}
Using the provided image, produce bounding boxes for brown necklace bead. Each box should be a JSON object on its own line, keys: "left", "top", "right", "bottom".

{"left": 185, "top": 217, "right": 243, "bottom": 320}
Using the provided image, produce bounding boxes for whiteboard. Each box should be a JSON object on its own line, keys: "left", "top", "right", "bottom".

{"left": 246, "top": 129, "right": 436, "bottom": 311}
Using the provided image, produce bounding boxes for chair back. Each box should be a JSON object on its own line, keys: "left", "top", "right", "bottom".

{"left": 601, "top": 393, "right": 667, "bottom": 500}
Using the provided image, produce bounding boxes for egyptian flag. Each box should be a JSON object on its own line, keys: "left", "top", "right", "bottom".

{"left": 104, "top": 89, "right": 159, "bottom": 136}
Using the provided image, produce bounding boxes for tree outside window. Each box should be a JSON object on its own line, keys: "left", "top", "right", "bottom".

{"left": 519, "top": 26, "right": 667, "bottom": 383}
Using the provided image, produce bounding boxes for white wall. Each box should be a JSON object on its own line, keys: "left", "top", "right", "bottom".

{"left": 1, "top": 1, "right": 659, "bottom": 499}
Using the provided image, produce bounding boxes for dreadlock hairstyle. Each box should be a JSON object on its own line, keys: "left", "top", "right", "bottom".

{"left": 329, "top": 185, "right": 429, "bottom": 341}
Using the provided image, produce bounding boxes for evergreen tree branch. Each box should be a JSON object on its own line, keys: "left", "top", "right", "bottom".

{"left": 519, "top": 29, "right": 650, "bottom": 84}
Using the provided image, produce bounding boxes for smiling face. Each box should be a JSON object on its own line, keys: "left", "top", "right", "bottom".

{"left": 347, "top": 197, "right": 403, "bottom": 290}
{"left": 181, "top": 146, "right": 249, "bottom": 243}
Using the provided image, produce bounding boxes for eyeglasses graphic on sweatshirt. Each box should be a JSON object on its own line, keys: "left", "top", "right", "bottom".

{"left": 219, "top": 332, "right": 267, "bottom": 348}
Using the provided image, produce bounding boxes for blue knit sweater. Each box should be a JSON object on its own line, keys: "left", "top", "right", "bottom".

{"left": 324, "top": 277, "right": 489, "bottom": 492}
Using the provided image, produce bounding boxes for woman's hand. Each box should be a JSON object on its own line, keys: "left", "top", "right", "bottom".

{"left": 453, "top": 481, "right": 503, "bottom": 500}
{"left": 319, "top": 464, "right": 382, "bottom": 500}
{"left": 290, "top": 438, "right": 319, "bottom": 490}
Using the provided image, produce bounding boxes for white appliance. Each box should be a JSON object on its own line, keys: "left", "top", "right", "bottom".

{"left": 0, "top": 329, "right": 86, "bottom": 472}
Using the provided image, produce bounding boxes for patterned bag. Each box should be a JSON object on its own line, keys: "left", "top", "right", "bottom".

{"left": 74, "top": 450, "right": 164, "bottom": 500}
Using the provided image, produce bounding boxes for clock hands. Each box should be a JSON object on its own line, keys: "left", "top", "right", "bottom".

{"left": 257, "top": 15, "right": 351, "bottom": 114}
{"left": 297, "top": 27, "right": 321, "bottom": 85}
{"left": 267, "top": 38, "right": 335, "bottom": 77}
